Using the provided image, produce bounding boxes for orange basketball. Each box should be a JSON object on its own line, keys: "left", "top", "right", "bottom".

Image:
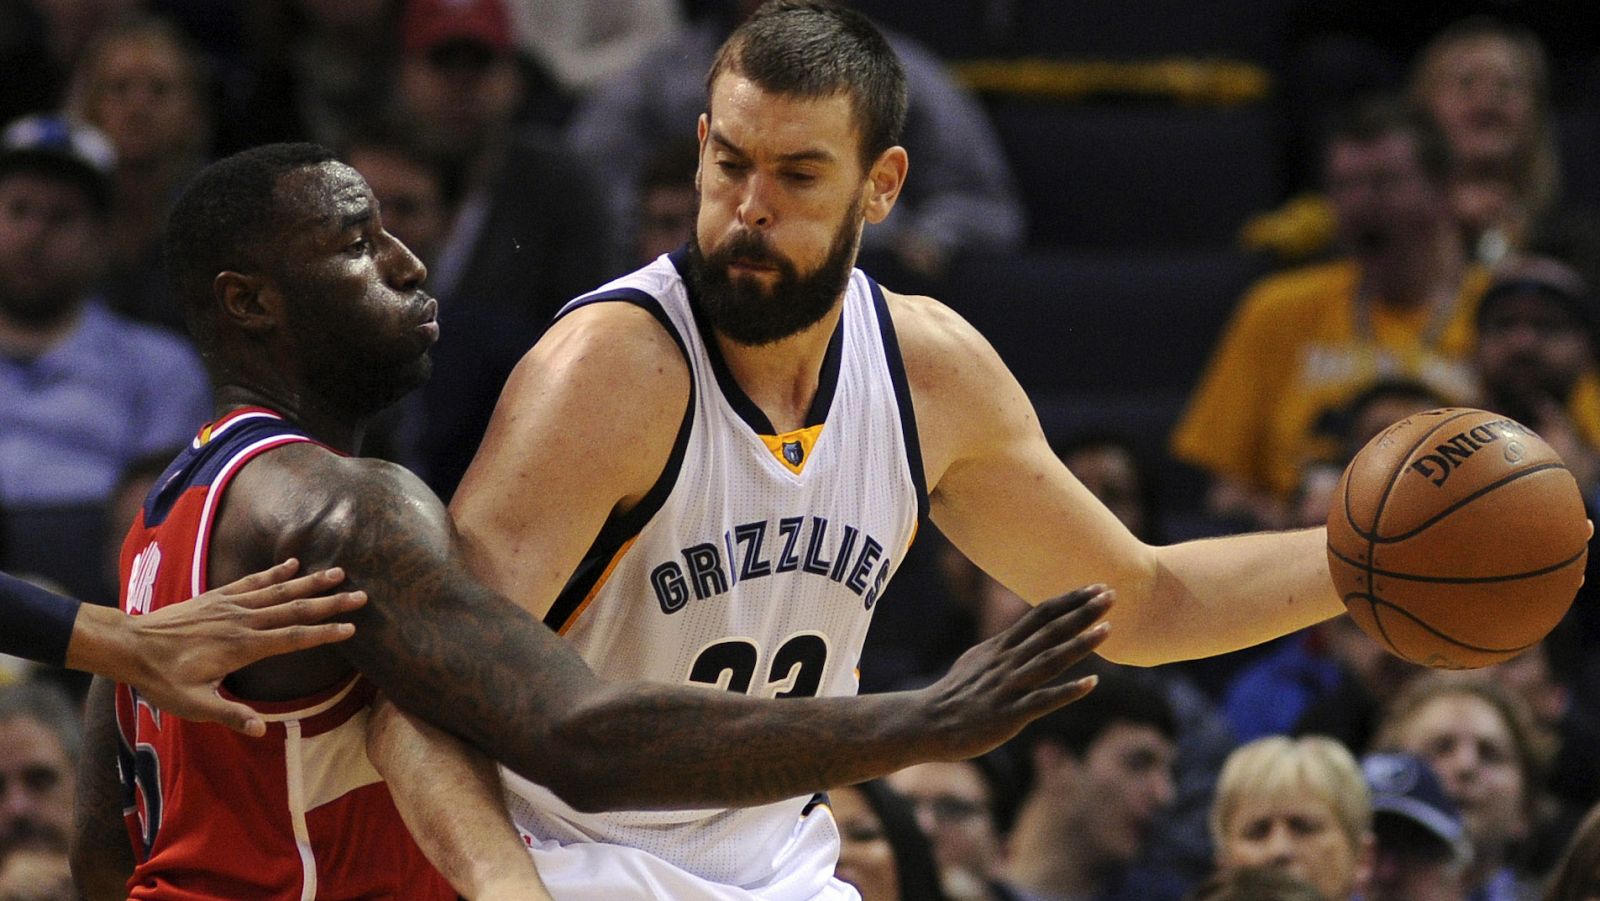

{"left": 1326, "top": 407, "right": 1589, "bottom": 669}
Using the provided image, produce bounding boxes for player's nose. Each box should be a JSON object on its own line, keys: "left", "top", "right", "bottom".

{"left": 736, "top": 173, "right": 774, "bottom": 230}
{"left": 381, "top": 230, "right": 427, "bottom": 291}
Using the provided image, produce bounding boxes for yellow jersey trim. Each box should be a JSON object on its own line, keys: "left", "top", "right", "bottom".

{"left": 759, "top": 425, "right": 825, "bottom": 475}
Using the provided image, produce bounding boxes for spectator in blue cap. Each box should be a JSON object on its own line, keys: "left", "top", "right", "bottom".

{"left": 1362, "top": 751, "right": 1471, "bottom": 901}
{"left": 0, "top": 114, "right": 209, "bottom": 604}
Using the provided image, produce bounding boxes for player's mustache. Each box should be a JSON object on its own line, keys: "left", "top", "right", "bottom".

{"left": 712, "top": 231, "right": 785, "bottom": 268}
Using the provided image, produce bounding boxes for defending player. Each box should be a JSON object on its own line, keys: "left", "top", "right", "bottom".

{"left": 67, "top": 142, "right": 1113, "bottom": 899}
{"left": 429, "top": 2, "right": 1350, "bottom": 897}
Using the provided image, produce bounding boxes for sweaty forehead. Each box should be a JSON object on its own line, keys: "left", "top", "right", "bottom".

{"left": 274, "top": 161, "right": 373, "bottom": 231}
{"left": 708, "top": 74, "right": 860, "bottom": 158}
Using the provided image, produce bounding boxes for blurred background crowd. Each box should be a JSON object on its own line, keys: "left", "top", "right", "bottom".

{"left": 2, "top": 0, "right": 1600, "bottom": 898}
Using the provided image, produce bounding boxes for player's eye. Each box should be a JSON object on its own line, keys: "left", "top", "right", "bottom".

{"left": 345, "top": 237, "right": 371, "bottom": 256}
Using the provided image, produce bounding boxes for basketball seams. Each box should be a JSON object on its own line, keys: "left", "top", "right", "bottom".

{"left": 1347, "top": 409, "right": 1486, "bottom": 543}
{"left": 1328, "top": 543, "right": 1586, "bottom": 584}
{"left": 1345, "top": 409, "right": 1480, "bottom": 628}
{"left": 1328, "top": 407, "right": 1583, "bottom": 669}
{"left": 1366, "top": 462, "right": 1572, "bottom": 543}
{"left": 1358, "top": 593, "right": 1540, "bottom": 655}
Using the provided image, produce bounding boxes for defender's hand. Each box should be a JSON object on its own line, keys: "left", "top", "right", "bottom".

{"left": 921, "top": 585, "right": 1112, "bottom": 760}
{"left": 120, "top": 559, "right": 367, "bottom": 736}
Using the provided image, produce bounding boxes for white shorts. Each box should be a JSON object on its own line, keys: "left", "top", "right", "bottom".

{"left": 527, "top": 838, "right": 860, "bottom": 900}
{"left": 521, "top": 802, "right": 858, "bottom": 901}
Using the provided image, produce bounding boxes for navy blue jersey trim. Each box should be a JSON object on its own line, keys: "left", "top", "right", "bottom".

{"left": 869, "top": 278, "right": 930, "bottom": 526}
{"left": 804, "top": 321, "right": 844, "bottom": 428}
{"left": 545, "top": 289, "right": 696, "bottom": 630}
{"left": 670, "top": 248, "right": 843, "bottom": 435}
{"left": 142, "top": 414, "right": 311, "bottom": 528}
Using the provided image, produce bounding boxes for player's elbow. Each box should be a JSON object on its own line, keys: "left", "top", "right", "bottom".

{"left": 1091, "top": 550, "right": 1173, "bottom": 667}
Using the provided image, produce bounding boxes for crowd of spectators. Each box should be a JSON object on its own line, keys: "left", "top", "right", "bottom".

{"left": 3, "top": 1, "right": 1600, "bottom": 899}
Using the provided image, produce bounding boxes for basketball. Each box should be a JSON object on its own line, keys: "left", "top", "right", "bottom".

{"left": 1326, "top": 407, "right": 1589, "bottom": 669}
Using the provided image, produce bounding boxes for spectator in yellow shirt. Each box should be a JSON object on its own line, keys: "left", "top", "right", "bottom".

{"left": 1173, "top": 98, "right": 1489, "bottom": 527}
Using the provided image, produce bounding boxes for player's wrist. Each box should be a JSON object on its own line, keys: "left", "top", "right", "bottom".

{"left": 65, "top": 604, "right": 138, "bottom": 683}
{"left": 895, "top": 686, "right": 965, "bottom": 762}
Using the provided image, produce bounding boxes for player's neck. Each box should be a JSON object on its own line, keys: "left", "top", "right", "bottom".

{"left": 713, "top": 302, "right": 843, "bottom": 434}
{"left": 212, "top": 384, "right": 368, "bottom": 455}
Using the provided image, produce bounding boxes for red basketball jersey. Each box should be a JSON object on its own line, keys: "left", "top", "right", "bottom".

{"left": 114, "top": 407, "right": 454, "bottom": 900}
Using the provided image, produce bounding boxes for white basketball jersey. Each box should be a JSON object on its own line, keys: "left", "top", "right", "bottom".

{"left": 503, "top": 252, "right": 926, "bottom": 896}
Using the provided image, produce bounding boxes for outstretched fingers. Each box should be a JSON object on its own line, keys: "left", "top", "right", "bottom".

{"left": 214, "top": 557, "right": 301, "bottom": 594}
{"left": 1014, "top": 619, "right": 1111, "bottom": 692}
{"left": 1021, "top": 672, "right": 1102, "bottom": 718}
{"left": 1005, "top": 588, "right": 1114, "bottom": 663}
{"left": 235, "top": 595, "right": 366, "bottom": 655}
{"left": 225, "top": 563, "right": 349, "bottom": 609}
{"left": 992, "top": 584, "right": 1108, "bottom": 652}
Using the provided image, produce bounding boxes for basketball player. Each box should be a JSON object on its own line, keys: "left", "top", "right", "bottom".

{"left": 67, "top": 142, "right": 1113, "bottom": 899}
{"left": 0, "top": 562, "right": 364, "bottom": 736}
{"left": 410, "top": 2, "right": 1350, "bottom": 897}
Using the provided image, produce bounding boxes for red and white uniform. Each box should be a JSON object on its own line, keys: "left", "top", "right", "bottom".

{"left": 113, "top": 407, "right": 453, "bottom": 900}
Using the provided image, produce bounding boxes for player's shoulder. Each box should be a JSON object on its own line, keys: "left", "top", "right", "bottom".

{"left": 880, "top": 287, "right": 1009, "bottom": 395}
{"left": 881, "top": 287, "right": 984, "bottom": 351}
{"left": 231, "top": 443, "right": 449, "bottom": 545}
{"left": 509, "top": 283, "right": 691, "bottom": 408}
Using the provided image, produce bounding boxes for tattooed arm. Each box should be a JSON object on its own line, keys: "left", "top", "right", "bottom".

{"left": 213, "top": 444, "right": 1110, "bottom": 812}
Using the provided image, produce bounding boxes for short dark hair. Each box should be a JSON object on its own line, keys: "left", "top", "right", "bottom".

{"left": 1017, "top": 662, "right": 1176, "bottom": 760}
{"left": 706, "top": 0, "right": 908, "bottom": 168}
{"left": 1323, "top": 96, "right": 1453, "bottom": 187}
{"left": 165, "top": 142, "right": 336, "bottom": 345}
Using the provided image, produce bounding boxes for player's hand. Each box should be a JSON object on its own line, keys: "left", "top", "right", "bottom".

{"left": 122, "top": 559, "right": 366, "bottom": 736}
{"left": 918, "top": 584, "right": 1112, "bottom": 761}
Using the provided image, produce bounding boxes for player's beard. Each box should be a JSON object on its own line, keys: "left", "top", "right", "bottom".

{"left": 688, "top": 201, "right": 861, "bottom": 346}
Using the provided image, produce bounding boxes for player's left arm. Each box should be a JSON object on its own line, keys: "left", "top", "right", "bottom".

{"left": 365, "top": 697, "right": 552, "bottom": 901}
{"left": 70, "top": 676, "right": 136, "bottom": 901}
{"left": 892, "top": 290, "right": 1344, "bottom": 665}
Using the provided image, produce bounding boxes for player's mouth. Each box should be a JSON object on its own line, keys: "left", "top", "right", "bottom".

{"left": 415, "top": 297, "right": 440, "bottom": 343}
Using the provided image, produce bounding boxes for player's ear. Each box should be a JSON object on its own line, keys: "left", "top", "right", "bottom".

{"left": 862, "top": 145, "right": 908, "bottom": 225}
{"left": 214, "top": 270, "right": 278, "bottom": 334}
{"left": 695, "top": 114, "right": 709, "bottom": 193}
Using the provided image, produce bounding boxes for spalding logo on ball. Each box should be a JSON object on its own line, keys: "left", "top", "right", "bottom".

{"left": 1326, "top": 407, "right": 1588, "bottom": 669}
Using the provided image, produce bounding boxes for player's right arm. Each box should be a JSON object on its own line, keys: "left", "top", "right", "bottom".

{"left": 365, "top": 696, "right": 552, "bottom": 901}
{"left": 218, "top": 430, "right": 1110, "bottom": 812}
